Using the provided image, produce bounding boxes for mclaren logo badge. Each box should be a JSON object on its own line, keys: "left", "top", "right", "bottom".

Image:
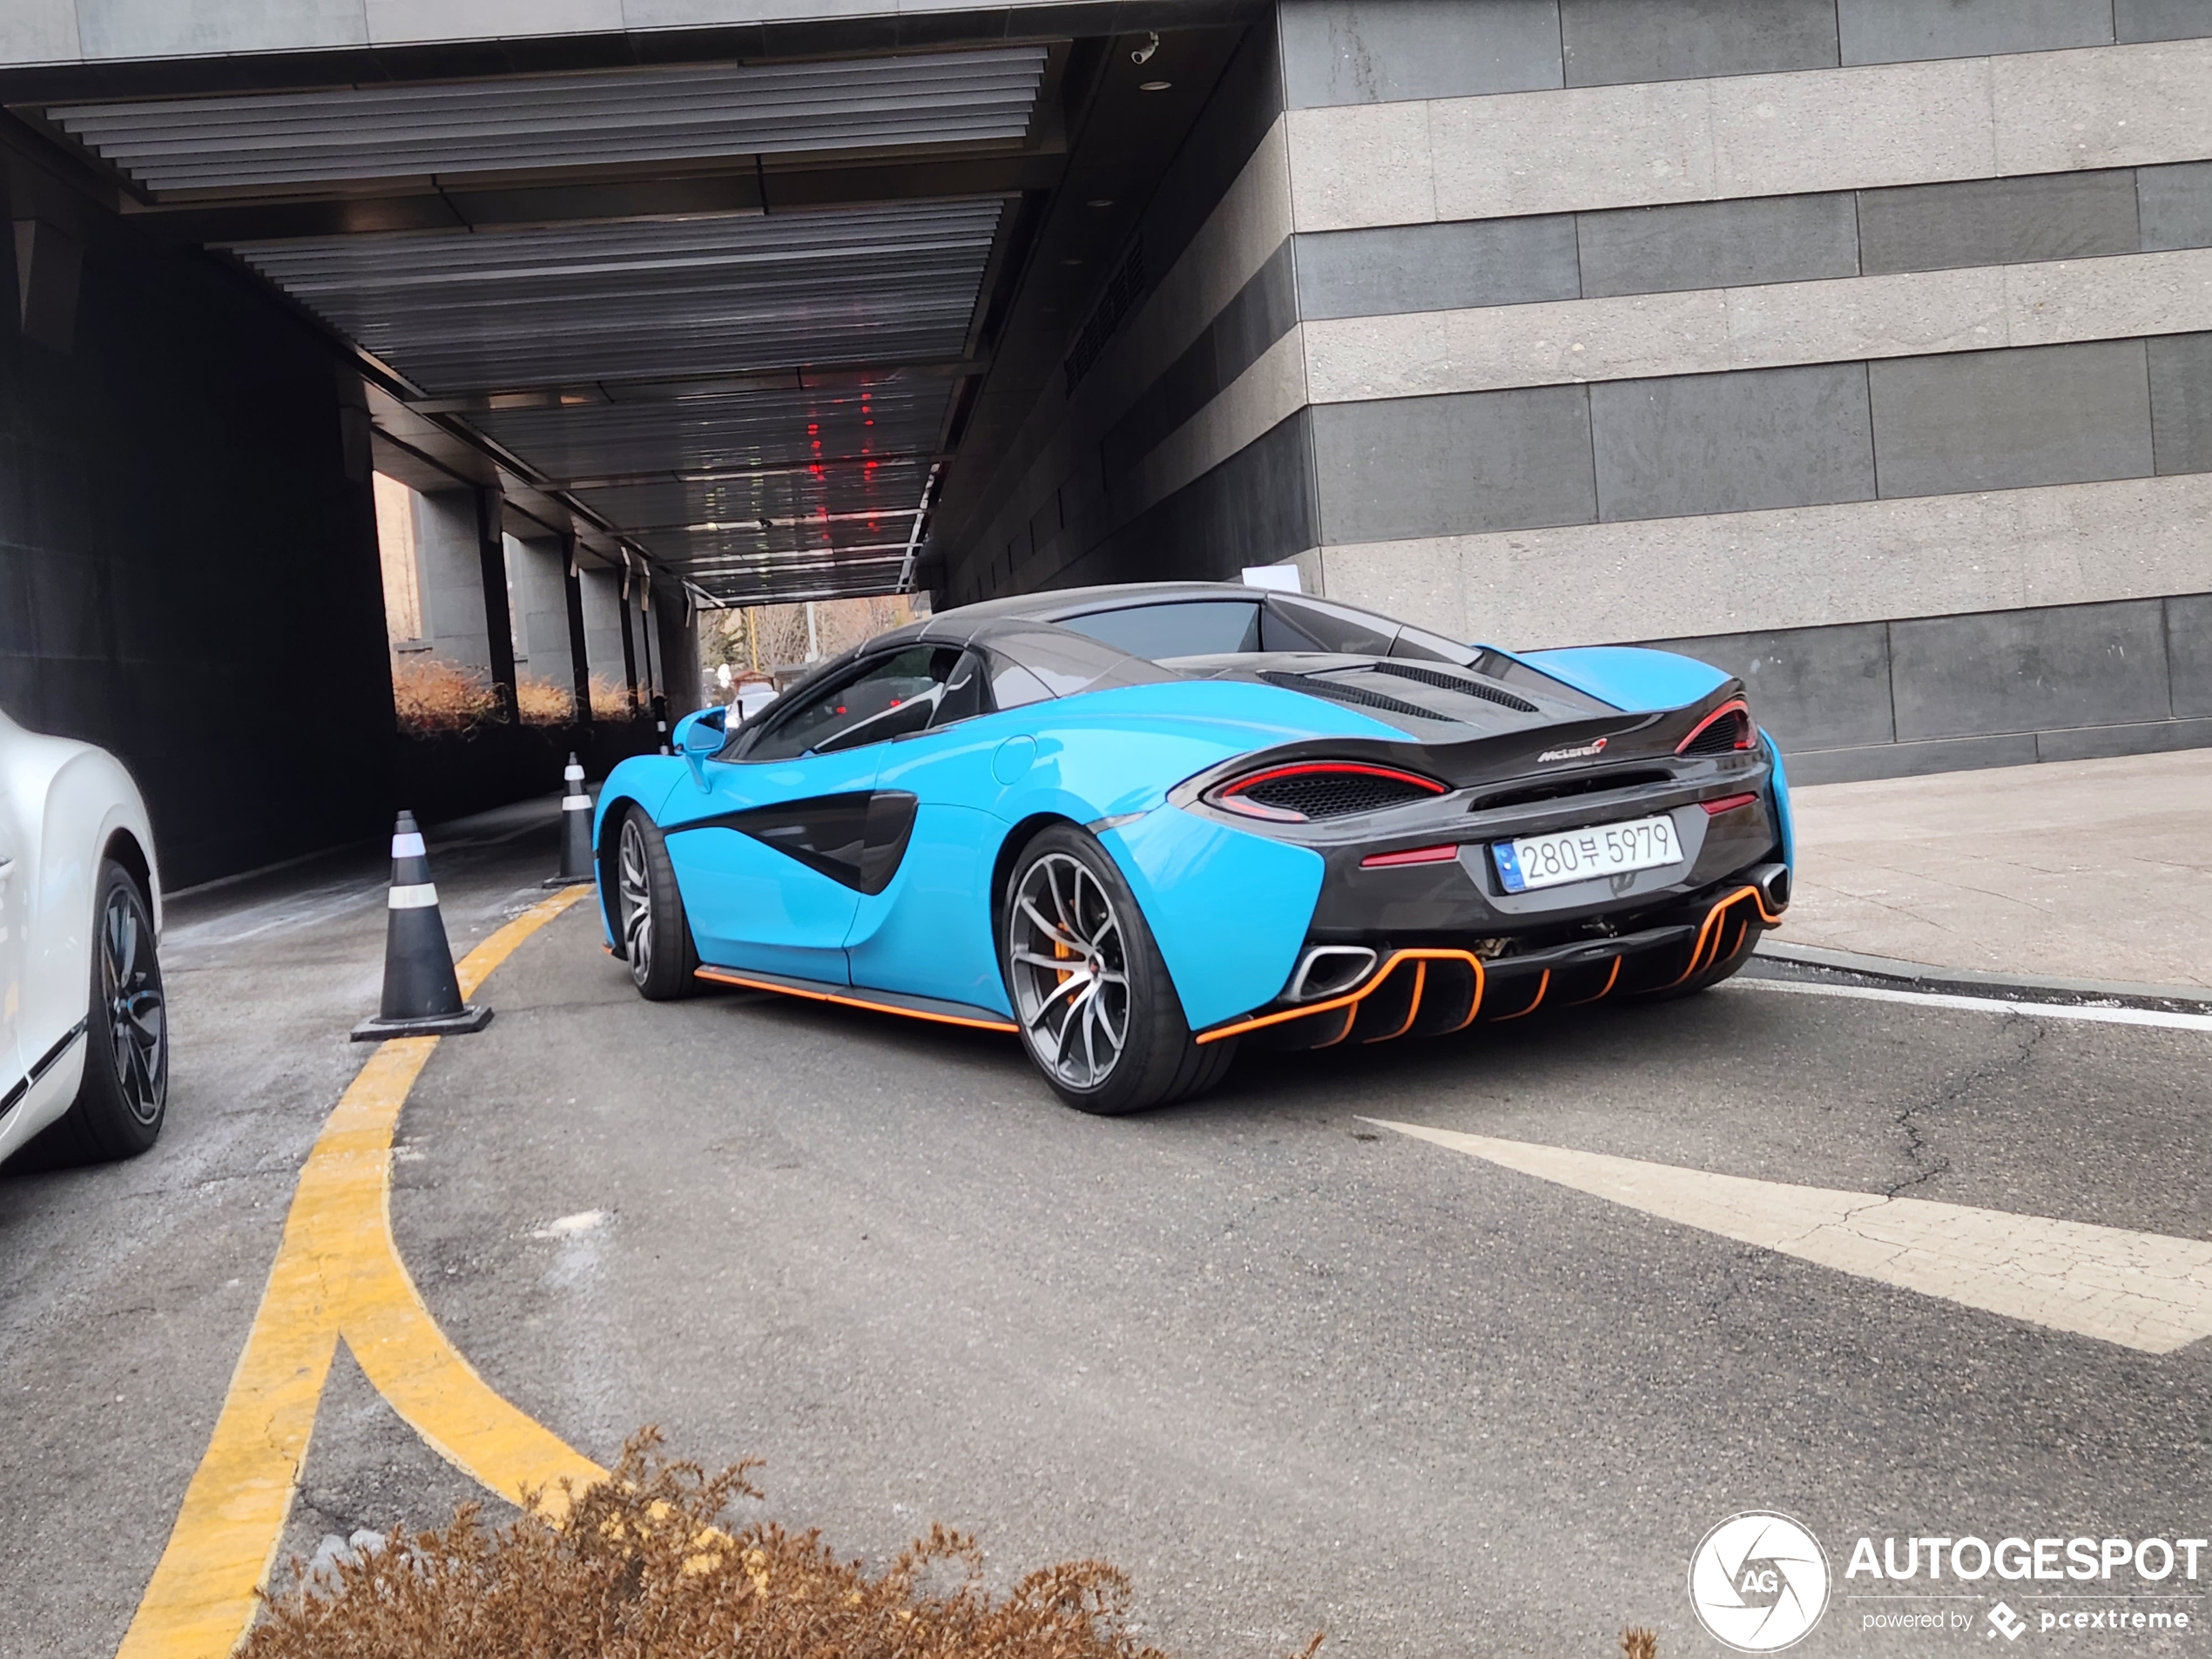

{"left": 1537, "top": 737, "right": 1608, "bottom": 763}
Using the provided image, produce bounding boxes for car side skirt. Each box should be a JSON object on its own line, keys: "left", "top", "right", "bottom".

{"left": 693, "top": 963, "right": 1019, "bottom": 1034}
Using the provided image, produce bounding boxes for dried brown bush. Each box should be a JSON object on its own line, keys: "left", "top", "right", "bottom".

{"left": 515, "top": 675, "right": 578, "bottom": 725}
{"left": 245, "top": 1431, "right": 1184, "bottom": 1659}
{"left": 1621, "top": 1626, "right": 1659, "bottom": 1659}
{"left": 391, "top": 657, "right": 501, "bottom": 736}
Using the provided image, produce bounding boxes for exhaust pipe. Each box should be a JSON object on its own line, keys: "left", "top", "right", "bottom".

{"left": 1287, "top": 944, "right": 1379, "bottom": 1002}
{"left": 1746, "top": 862, "right": 1791, "bottom": 911}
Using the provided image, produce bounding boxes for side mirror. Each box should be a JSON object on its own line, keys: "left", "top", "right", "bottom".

{"left": 671, "top": 707, "right": 727, "bottom": 787}
{"left": 673, "top": 706, "right": 727, "bottom": 753}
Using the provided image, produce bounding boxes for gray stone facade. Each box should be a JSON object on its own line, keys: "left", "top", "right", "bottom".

{"left": 946, "top": 2, "right": 2212, "bottom": 779}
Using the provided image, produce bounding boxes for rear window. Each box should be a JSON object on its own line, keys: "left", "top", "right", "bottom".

{"left": 1057, "top": 600, "right": 1262, "bottom": 660}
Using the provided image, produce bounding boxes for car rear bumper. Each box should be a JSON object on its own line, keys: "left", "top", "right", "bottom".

{"left": 1195, "top": 862, "right": 1789, "bottom": 1049}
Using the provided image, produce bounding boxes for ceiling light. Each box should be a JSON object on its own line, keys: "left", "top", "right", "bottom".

{"left": 1139, "top": 80, "right": 1170, "bottom": 91}
{"left": 1087, "top": 198, "right": 1114, "bottom": 208}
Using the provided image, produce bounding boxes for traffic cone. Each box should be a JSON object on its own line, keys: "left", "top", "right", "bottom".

{"left": 544, "top": 752, "right": 594, "bottom": 887}
{"left": 351, "top": 811, "right": 495, "bottom": 1041}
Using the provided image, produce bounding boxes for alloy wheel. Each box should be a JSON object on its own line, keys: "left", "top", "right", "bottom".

{"left": 617, "top": 816, "right": 654, "bottom": 986}
{"left": 1008, "top": 852, "right": 1130, "bottom": 1090}
{"left": 101, "top": 883, "right": 166, "bottom": 1126}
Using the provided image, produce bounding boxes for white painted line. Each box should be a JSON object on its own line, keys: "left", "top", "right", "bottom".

{"left": 1364, "top": 1121, "right": 2212, "bottom": 1355}
{"left": 1732, "top": 975, "right": 2212, "bottom": 1034}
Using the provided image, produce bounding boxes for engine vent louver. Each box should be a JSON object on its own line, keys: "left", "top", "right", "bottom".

{"left": 1258, "top": 671, "right": 1437, "bottom": 721}
{"left": 1679, "top": 704, "right": 1754, "bottom": 757}
{"left": 1368, "top": 661, "right": 1540, "bottom": 713}
{"left": 1238, "top": 771, "right": 1438, "bottom": 819}
{"left": 1208, "top": 761, "right": 1450, "bottom": 822}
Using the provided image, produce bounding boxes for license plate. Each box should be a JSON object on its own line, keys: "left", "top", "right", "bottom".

{"left": 1491, "top": 814, "right": 1683, "bottom": 894}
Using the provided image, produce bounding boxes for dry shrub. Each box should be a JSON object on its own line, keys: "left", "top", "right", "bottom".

{"left": 515, "top": 675, "right": 578, "bottom": 725}
{"left": 1621, "top": 1627, "right": 1659, "bottom": 1659}
{"left": 590, "top": 673, "right": 637, "bottom": 721}
{"left": 391, "top": 657, "right": 501, "bottom": 736}
{"left": 246, "top": 1431, "right": 1187, "bottom": 1659}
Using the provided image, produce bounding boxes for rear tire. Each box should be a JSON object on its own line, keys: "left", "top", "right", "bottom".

{"left": 50, "top": 860, "right": 168, "bottom": 1163}
{"left": 613, "top": 809, "right": 698, "bottom": 1001}
{"left": 1000, "top": 825, "right": 1232, "bottom": 1115}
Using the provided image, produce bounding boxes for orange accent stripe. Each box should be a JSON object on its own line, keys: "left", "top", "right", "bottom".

{"left": 1650, "top": 885, "right": 1784, "bottom": 992}
{"left": 1441, "top": 958, "right": 1490, "bottom": 1033}
{"left": 1312, "top": 1004, "right": 1360, "bottom": 1049}
{"left": 1365, "top": 961, "right": 1427, "bottom": 1042}
{"left": 693, "top": 965, "right": 1019, "bottom": 1033}
{"left": 1558, "top": 955, "right": 1622, "bottom": 1008}
{"left": 1195, "top": 948, "right": 1490, "bottom": 1046}
{"left": 1492, "top": 969, "right": 1550, "bottom": 1022}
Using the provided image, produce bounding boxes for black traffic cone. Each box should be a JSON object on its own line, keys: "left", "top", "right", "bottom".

{"left": 544, "top": 752, "right": 594, "bottom": 887}
{"left": 351, "top": 811, "right": 495, "bottom": 1041}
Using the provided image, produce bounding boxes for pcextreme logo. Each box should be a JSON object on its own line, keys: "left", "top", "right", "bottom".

{"left": 1689, "top": 1513, "right": 1833, "bottom": 1653}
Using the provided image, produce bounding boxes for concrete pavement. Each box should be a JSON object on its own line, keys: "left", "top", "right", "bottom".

{"left": 3, "top": 786, "right": 2208, "bottom": 1659}
{"left": 1777, "top": 750, "right": 2212, "bottom": 994}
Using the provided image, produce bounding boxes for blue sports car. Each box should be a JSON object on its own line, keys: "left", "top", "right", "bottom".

{"left": 595, "top": 583, "right": 1793, "bottom": 1114}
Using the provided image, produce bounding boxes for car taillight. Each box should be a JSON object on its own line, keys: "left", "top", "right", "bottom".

{"left": 1359, "top": 843, "right": 1461, "bottom": 867}
{"left": 1700, "top": 792, "right": 1758, "bottom": 816}
{"left": 1208, "top": 761, "right": 1448, "bottom": 823}
{"left": 1677, "top": 698, "right": 1754, "bottom": 757}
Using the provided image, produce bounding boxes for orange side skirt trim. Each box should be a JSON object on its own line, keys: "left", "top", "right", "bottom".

{"left": 693, "top": 965, "right": 1020, "bottom": 1034}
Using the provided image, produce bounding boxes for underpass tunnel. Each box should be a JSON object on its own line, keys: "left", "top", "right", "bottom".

{"left": 0, "top": 3, "right": 1261, "bottom": 883}
{"left": 5, "top": 0, "right": 2209, "bottom": 887}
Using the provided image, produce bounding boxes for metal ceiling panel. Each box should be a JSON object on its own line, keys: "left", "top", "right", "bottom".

{"left": 47, "top": 49, "right": 1047, "bottom": 195}
{"left": 226, "top": 202, "right": 1002, "bottom": 395}
{"left": 472, "top": 379, "right": 952, "bottom": 482}
{"left": 466, "top": 364, "right": 952, "bottom": 604}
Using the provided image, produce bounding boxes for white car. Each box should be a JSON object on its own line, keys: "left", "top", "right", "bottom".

{"left": 0, "top": 707, "right": 167, "bottom": 1164}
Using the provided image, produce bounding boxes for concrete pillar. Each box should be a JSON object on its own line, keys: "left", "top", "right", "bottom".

{"left": 617, "top": 576, "right": 640, "bottom": 714}
{"left": 577, "top": 565, "right": 627, "bottom": 711}
{"left": 502, "top": 531, "right": 570, "bottom": 698}
{"left": 409, "top": 489, "right": 492, "bottom": 671}
{"left": 560, "top": 535, "right": 591, "bottom": 726}
{"left": 474, "top": 488, "right": 518, "bottom": 722}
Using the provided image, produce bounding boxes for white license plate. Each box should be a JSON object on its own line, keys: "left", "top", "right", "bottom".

{"left": 1491, "top": 814, "right": 1683, "bottom": 894}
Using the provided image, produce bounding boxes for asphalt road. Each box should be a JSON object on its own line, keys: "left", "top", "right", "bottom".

{"left": 3, "top": 804, "right": 2206, "bottom": 1659}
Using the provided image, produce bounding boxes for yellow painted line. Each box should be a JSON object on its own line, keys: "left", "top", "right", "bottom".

{"left": 119, "top": 887, "right": 604, "bottom": 1659}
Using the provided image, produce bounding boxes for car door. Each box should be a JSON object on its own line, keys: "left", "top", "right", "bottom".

{"left": 846, "top": 648, "right": 1010, "bottom": 1010}
{"left": 0, "top": 782, "right": 23, "bottom": 1110}
{"left": 658, "top": 644, "right": 965, "bottom": 984}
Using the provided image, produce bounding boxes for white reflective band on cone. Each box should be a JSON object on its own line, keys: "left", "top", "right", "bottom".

{"left": 564, "top": 765, "right": 585, "bottom": 781}
{"left": 392, "top": 832, "right": 427, "bottom": 858}
{"left": 563, "top": 794, "right": 591, "bottom": 809}
{"left": 388, "top": 883, "right": 439, "bottom": 909}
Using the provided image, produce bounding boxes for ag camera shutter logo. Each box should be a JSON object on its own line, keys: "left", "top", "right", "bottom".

{"left": 1689, "top": 1513, "right": 1832, "bottom": 1652}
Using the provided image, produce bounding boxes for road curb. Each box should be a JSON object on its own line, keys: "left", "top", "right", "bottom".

{"left": 1750, "top": 940, "right": 2212, "bottom": 1015}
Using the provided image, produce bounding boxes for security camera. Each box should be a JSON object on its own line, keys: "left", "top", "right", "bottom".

{"left": 1131, "top": 30, "right": 1158, "bottom": 64}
